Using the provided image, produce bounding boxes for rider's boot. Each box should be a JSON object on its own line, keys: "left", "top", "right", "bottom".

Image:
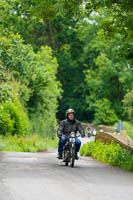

{"left": 57, "top": 152, "right": 62, "bottom": 159}
{"left": 75, "top": 152, "right": 79, "bottom": 160}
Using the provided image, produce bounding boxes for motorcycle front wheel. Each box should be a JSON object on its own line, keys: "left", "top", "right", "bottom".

{"left": 70, "top": 147, "right": 75, "bottom": 168}
{"left": 63, "top": 150, "right": 69, "bottom": 166}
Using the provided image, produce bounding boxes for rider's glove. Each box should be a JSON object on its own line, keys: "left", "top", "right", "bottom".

{"left": 81, "top": 133, "right": 85, "bottom": 138}
{"left": 57, "top": 132, "right": 62, "bottom": 138}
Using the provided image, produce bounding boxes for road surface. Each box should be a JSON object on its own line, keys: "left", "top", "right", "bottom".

{"left": 0, "top": 139, "right": 133, "bottom": 200}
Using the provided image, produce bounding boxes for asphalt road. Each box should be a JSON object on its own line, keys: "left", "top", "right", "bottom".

{"left": 0, "top": 140, "right": 133, "bottom": 200}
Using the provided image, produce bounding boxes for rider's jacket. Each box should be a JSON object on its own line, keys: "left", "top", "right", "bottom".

{"left": 57, "top": 119, "right": 85, "bottom": 137}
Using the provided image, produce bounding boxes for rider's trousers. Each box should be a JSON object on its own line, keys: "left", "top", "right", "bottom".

{"left": 58, "top": 136, "right": 81, "bottom": 154}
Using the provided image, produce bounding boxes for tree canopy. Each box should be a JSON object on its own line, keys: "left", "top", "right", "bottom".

{"left": 0, "top": 0, "right": 133, "bottom": 130}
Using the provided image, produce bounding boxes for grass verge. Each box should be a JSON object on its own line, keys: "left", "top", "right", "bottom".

{"left": 0, "top": 134, "right": 58, "bottom": 152}
{"left": 80, "top": 141, "right": 133, "bottom": 172}
{"left": 123, "top": 121, "right": 133, "bottom": 140}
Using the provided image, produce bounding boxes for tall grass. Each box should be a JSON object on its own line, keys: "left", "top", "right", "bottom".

{"left": 0, "top": 134, "right": 58, "bottom": 152}
{"left": 123, "top": 121, "right": 133, "bottom": 139}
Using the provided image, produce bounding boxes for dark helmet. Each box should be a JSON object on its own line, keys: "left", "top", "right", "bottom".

{"left": 66, "top": 108, "right": 75, "bottom": 117}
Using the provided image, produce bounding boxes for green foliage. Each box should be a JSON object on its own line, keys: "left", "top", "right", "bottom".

{"left": 83, "top": 0, "right": 133, "bottom": 44}
{"left": 0, "top": 134, "right": 58, "bottom": 152}
{"left": 31, "top": 112, "right": 57, "bottom": 138}
{"left": 0, "top": 0, "right": 90, "bottom": 121}
{"left": 0, "top": 77, "right": 23, "bottom": 104}
{"left": 0, "top": 84, "right": 12, "bottom": 103}
{"left": 32, "top": 0, "right": 83, "bottom": 19}
{"left": 0, "top": 33, "right": 61, "bottom": 136}
{"left": 84, "top": 29, "right": 133, "bottom": 118}
{"left": 94, "top": 98, "right": 118, "bottom": 125}
{"left": 123, "top": 121, "right": 133, "bottom": 140}
{"left": 0, "top": 34, "right": 61, "bottom": 110}
{"left": 0, "top": 0, "right": 133, "bottom": 126}
{"left": 0, "top": 64, "right": 9, "bottom": 82}
{"left": 0, "top": 72, "right": 31, "bottom": 136}
{"left": 123, "top": 90, "right": 133, "bottom": 121}
{"left": 0, "top": 100, "right": 31, "bottom": 136}
{"left": 0, "top": 105, "right": 14, "bottom": 135}
{"left": 80, "top": 141, "right": 133, "bottom": 172}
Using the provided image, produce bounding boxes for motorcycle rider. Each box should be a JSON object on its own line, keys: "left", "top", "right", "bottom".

{"left": 57, "top": 108, "right": 85, "bottom": 160}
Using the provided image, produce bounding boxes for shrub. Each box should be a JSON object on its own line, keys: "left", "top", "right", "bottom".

{"left": 0, "top": 105, "right": 14, "bottom": 135}
{"left": 0, "top": 100, "right": 31, "bottom": 136}
{"left": 80, "top": 141, "right": 133, "bottom": 172}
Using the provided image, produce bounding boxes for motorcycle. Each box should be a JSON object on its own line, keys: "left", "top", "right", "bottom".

{"left": 62, "top": 132, "right": 79, "bottom": 168}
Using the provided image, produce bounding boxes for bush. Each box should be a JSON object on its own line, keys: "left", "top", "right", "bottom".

{"left": 0, "top": 100, "right": 31, "bottom": 135}
{"left": 0, "top": 104, "right": 14, "bottom": 135}
{"left": 80, "top": 141, "right": 133, "bottom": 172}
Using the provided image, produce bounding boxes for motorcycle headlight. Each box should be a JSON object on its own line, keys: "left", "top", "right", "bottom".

{"left": 70, "top": 132, "right": 75, "bottom": 137}
{"left": 69, "top": 138, "right": 76, "bottom": 142}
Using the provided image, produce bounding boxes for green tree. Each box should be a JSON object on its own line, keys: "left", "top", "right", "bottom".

{"left": 94, "top": 98, "right": 118, "bottom": 125}
{"left": 76, "top": 14, "right": 133, "bottom": 122}
{"left": 0, "top": 33, "right": 61, "bottom": 136}
{"left": 0, "top": 66, "right": 31, "bottom": 135}
{"left": 1, "top": 0, "right": 133, "bottom": 125}
{"left": 0, "top": 0, "right": 90, "bottom": 120}
{"left": 123, "top": 90, "right": 133, "bottom": 122}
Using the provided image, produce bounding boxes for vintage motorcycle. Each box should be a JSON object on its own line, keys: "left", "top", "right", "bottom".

{"left": 62, "top": 132, "right": 80, "bottom": 168}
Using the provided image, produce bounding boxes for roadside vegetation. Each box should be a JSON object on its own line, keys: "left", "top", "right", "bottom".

{"left": 80, "top": 141, "right": 133, "bottom": 172}
{"left": 123, "top": 122, "right": 133, "bottom": 140}
{"left": 0, "top": 35, "right": 60, "bottom": 151}
{"left": 0, "top": 1, "right": 133, "bottom": 152}
{"left": 0, "top": 135, "right": 58, "bottom": 152}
